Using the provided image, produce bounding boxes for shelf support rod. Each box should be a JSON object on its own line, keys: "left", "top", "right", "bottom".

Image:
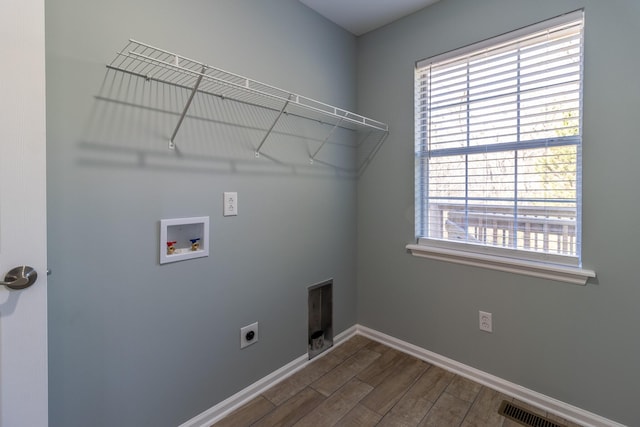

{"left": 358, "top": 131, "right": 389, "bottom": 175}
{"left": 309, "top": 118, "right": 343, "bottom": 164}
{"left": 255, "top": 94, "right": 292, "bottom": 157}
{"left": 169, "top": 65, "right": 206, "bottom": 149}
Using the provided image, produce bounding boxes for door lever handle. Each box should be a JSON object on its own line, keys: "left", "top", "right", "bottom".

{"left": 1, "top": 266, "right": 38, "bottom": 290}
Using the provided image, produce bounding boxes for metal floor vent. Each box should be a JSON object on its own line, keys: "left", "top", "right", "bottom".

{"left": 498, "top": 400, "right": 567, "bottom": 427}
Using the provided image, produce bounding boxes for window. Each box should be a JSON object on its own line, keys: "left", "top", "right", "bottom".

{"left": 410, "top": 11, "right": 595, "bottom": 284}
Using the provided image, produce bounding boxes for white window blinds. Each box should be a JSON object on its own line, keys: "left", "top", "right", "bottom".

{"left": 415, "top": 10, "right": 584, "bottom": 265}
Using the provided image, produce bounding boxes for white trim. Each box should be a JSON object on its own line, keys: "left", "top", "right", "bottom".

{"left": 406, "top": 243, "right": 595, "bottom": 285}
{"left": 416, "top": 9, "right": 584, "bottom": 68}
{"left": 177, "top": 326, "right": 357, "bottom": 427}
{"left": 355, "top": 325, "right": 624, "bottom": 427}
{"left": 178, "top": 324, "right": 622, "bottom": 427}
{"left": 417, "top": 237, "right": 580, "bottom": 267}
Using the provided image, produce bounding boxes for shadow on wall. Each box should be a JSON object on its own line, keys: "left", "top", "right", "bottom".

{"left": 77, "top": 67, "right": 388, "bottom": 179}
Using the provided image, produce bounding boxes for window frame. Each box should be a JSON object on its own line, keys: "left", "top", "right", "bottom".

{"left": 408, "top": 10, "right": 595, "bottom": 285}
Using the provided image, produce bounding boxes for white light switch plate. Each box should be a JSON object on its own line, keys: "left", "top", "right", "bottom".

{"left": 223, "top": 192, "right": 238, "bottom": 216}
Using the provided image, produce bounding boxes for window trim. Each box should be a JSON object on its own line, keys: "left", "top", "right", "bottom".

{"left": 406, "top": 241, "right": 595, "bottom": 285}
{"left": 410, "top": 10, "right": 595, "bottom": 284}
{"left": 416, "top": 10, "right": 584, "bottom": 70}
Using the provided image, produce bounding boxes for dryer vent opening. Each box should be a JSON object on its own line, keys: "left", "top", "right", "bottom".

{"left": 308, "top": 279, "right": 333, "bottom": 359}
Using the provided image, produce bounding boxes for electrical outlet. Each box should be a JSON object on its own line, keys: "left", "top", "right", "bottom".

{"left": 240, "top": 322, "right": 258, "bottom": 348}
{"left": 223, "top": 192, "right": 238, "bottom": 217}
{"left": 479, "top": 311, "right": 493, "bottom": 333}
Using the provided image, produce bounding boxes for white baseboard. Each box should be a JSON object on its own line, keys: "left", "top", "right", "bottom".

{"left": 178, "top": 325, "right": 357, "bottom": 427}
{"left": 179, "top": 324, "right": 624, "bottom": 427}
{"left": 355, "top": 325, "right": 625, "bottom": 427}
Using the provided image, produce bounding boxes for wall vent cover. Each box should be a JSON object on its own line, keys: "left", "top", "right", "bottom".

{"left": 498, "top": 400, "right": 567, "bottom": 427}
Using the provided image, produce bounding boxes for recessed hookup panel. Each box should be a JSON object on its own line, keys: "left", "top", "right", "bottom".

{"left": 160, "top": 217, "right": 210, "bottom": 264}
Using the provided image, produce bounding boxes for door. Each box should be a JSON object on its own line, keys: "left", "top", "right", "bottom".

{"left": 0, "top": 0, "right": 48, "bottom": 425}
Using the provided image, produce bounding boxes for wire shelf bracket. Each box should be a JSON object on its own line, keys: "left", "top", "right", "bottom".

{"left": 169, "top": 65, "right": 206, "bottom": 150}
{"left": 107, "top": 39, "right": 389, "bottom": 167}
{"left": 255, "top": 94, "right": 292, "bottom": 158}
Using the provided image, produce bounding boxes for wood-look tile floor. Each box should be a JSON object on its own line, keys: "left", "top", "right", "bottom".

{"left": 212, "top": 335, "right": 583, "bottom": 427}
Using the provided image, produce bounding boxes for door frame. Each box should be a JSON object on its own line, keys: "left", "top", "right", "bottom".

{"left": 0, "top": 0, "right": 48, "bottom": 425}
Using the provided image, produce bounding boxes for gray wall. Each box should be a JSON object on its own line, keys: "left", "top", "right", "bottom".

{"left": 46, "top": 1, "right": 358, "bottom": 426}
{"left": 47, "top": 0, "right": 640, "bottom": 425}
{"left": 356, "top": 0, "right": 640, "bottom": 425}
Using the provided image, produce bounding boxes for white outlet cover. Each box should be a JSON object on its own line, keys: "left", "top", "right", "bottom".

{"left": 240, "top": 322, "right": 258, "bottom": 349}
{"left": 479, "top": 311, "right": 493, "bottom": 333}
{"left": 223, "top": 192, "right": 238, "bottom": 216}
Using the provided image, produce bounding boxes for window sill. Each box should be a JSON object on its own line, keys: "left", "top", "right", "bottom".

{"left": 405, "top": 243, "right": 595, "bottom": 285}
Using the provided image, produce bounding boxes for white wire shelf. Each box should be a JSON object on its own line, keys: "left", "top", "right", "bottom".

{"left": 107, "top": 39, "right": 389, "bottom": 169}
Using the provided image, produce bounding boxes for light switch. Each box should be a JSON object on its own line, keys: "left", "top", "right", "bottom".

{"left": 223, "top": 192, "right": 238, "bottom": 216}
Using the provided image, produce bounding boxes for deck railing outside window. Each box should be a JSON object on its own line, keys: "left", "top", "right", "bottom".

{"left": 429, "top": 203, "right": 576, "bottom": 256}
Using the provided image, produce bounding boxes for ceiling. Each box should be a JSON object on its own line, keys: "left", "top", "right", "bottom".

{"left": 299, "top": 0, "right": 441, "bottom": 36}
